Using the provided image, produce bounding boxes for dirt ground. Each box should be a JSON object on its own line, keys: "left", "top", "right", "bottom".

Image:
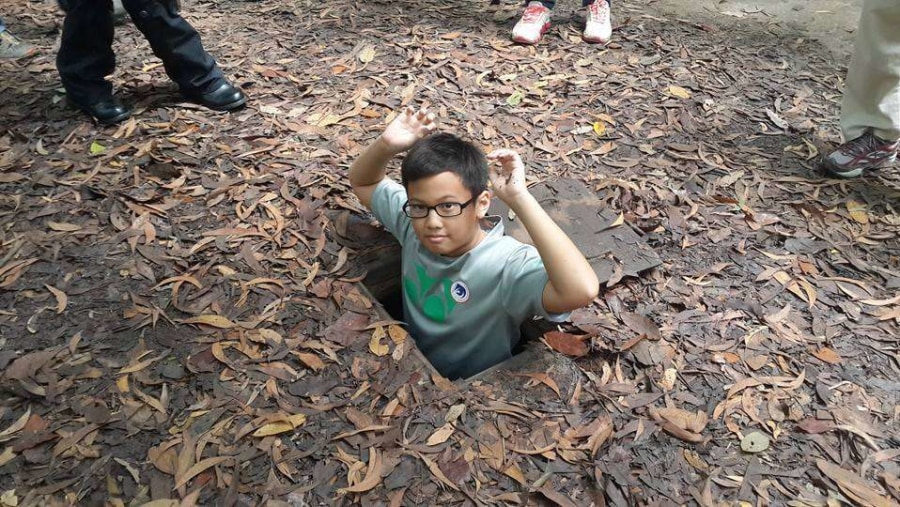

{"left": 650, "top": 0, "right": 860, "bottom": 56}
{"left": 0, "top": 0, "right": 898, "bottom": 506}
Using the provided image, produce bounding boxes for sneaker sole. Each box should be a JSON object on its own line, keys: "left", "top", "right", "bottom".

{"left": 582, "top": 33, "right": 611, "bottom": 44}
{"left": 821, "top": 154, "right": 897, "bottom": 179}
{"left": 512, "top": 22, "right": 551, "bottom": 45}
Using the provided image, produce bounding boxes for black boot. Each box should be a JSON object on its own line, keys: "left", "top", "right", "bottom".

{"left": 182, "top": 82, "right": 247, "bottom": 111}
{"left": 69, "top": 96, "right": 132, "bottom": 125}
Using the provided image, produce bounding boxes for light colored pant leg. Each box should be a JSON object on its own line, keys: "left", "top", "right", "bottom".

{"left": 840, "top": 0, "right": 900, "bottom": 142}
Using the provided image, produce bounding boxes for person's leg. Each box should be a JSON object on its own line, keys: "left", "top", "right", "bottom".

{"left": 583, "top": 0, "right": 612, "bottom": 44}
{"left": 840, "top": 0, "right": 900, "bottom": 142}
{"left": 56, "top": 0, "right": 131, "bottom": 123}
{"left": 823, "top": 0, "right": 900, "bottom": 178}
{"left": 56, "top": 0, "right": 116, "bottom": 104}
{"left": 122, "top": 0, "right": 222, "bottom": 93}
{"left": 122, "top": 0, "right": 245, "bottom": 110}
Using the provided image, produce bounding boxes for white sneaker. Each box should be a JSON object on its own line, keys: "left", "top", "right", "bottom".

{"left": 0, "top": 31, "right": 36, "bottom": 60}
{"left": 512, "top": 2, "right": 552, "bottom": 45}
{"left": 583, "top": 0, "right": 612, "bottom": 44}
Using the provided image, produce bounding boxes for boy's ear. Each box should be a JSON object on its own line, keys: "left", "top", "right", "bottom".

{"left": 476, "top": 190, "right": 491, "bottom": 218}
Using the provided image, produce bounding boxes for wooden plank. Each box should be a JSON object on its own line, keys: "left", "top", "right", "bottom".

{"left": 490, "top": 178, "right": 661, "bottom": 284}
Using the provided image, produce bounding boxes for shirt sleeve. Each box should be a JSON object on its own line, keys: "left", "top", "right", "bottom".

{"left": 500, "top": 243, "right": 571, "bottom": 323}
{"left": 368, "top": 179, "right": 413, "bottom": 247}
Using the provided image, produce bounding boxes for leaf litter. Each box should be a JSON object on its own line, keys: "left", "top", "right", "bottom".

{"left": 0, "top": 0, "right": 898, "bottom": 505}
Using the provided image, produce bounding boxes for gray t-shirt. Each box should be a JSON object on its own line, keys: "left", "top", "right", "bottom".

{"left": 370, "top": 179, "right": 569, "bottom": 379}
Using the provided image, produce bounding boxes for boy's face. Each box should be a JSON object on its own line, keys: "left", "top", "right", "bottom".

{"left": 406, "top": 171, "right": 491, "bottom": 257}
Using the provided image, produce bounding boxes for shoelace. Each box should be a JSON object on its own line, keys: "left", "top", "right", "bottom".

{"left": 588, "top": 0, "right": 609, "bottom": 22}
{"left": 522, "top": 4, "right": 548, "bottom": 23}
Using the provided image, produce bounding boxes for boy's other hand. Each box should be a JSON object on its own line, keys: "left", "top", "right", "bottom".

{"left": 381, "top": 106, "right": 437, "bottom": 154}
{"left": 487, "top": 149, "right": 529, "bottom": 204}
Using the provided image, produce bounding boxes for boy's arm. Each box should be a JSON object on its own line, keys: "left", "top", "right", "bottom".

{"left": 487, "top": 149, "right": 600, "bottom": 314}
{"left": 349, "top": 106, "right": 437, "bottom": 208}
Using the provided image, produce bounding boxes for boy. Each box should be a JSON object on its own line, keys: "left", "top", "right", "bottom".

{"left": 349, "top": 106, "right": 599, "bottom": 379}
{"left": 512, "top": 0, "right": 612, "bottom": 46}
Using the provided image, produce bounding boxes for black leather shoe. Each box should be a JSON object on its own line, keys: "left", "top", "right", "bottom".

{"left": 70, "top": 97, "right": 131, "bottom": 125}
{"left": 184, "top": 82, "right": 247, "bottom": 112}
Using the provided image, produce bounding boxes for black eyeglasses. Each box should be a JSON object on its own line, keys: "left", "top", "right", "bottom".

{"left": 403, "top": 197, "right": 477, "bottom": 219}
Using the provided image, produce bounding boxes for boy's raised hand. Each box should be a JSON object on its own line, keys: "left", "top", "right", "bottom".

{"left": 487, "top": 149, "right": 529, "bottom": 204}
{"left": 380, "top": 106, "right": 437, "bottom": 154}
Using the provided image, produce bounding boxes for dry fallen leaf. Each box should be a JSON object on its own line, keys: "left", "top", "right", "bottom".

{"left": 369, "top": 326, "right": 389, "bottom": 356}
{"left": 0, "top": 407, "right": 31, "bottom": 442}
{"left": 846, "top": 200, "right": 869, "bottom": 225}
{"left": 181, "top": 315, "right": 236, "bottom": 329}
{"left": 668, "top": 85, "right": 692, "bottom": 99}
{"left": 339, "top": 448, "right": 383, "bottom": 494}
{"left": 811, "top": 347, "right": 842, "bottom": 365}
{"left": 357, "top": 45, "right": 376, "bottom": 63}
{"left": 426, "top": 423, "right": 455, "bottom": 446}
{"left": 523, "top": 372, "right": 562, "bottom": 398}
{"left": 741, "top": 432, "right": 770, "bottom": 453}
{"left": 252, "top": 414, "right": 307, "bottom": 437}
{"left": 45, "top": 285, "right": 68, "bottom": 314}
{"left": 817, "top": 459, "right": 894, "bottom": 507}
{"left": 47, "top": 222, "right": 82, "bottom": 232}
{"left": 542, "top": 331, "right": 589, "bottom": 357}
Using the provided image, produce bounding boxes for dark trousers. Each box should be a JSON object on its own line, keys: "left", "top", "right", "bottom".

{"left": 56, "top": 0, "right": 224, "bottom": 104}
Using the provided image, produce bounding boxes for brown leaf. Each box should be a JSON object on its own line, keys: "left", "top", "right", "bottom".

{"left": 668, "top": 85, "right": 692, "bottom": 99}
{"left": 811, "top": 347, "right": 842, "bottom": 365}
{"left": 859, "top": 294, "right": 900, "bottom": 306}
{"left": 0, "top": 447, "right": 16, "bottom": 467}
{"left": 621, "top": 312, "right": 661, "bottom": 340}
{"left": 536, "top": 487, "right": 580, "bottom": 507}
{"left": 817, "top": 459, "right": 894, "bottom": 507}
{"left": 252, "top": 414, "right": 307, "bottom": 437}
{"left": 44, "top": 285, "right": 68, "bottom": 314}
{"left": 339, "top": 448, "right": 383, "bottom": 494}
{"left": 653, "top": 407, "right": 708, "bottom": 433}
{"left": 846, "top": 200, "right": 869, "bottom": 224}
{"left": 181, "top": 314, "right": 236, "bottom": 329}
{"left": 148, "top": 440, "right": 180, "bottom": 475}
{"left": 3, "top": 348, "right": 59, "bottom": 381}
{"left": 387, "top": 324, "right": 408, "bottom": 344}
{"left": 542, "top": 331, "right": 589, "bottom": 357}
{"left": 523, "top": 372, "right": 562, "bottom": 398}
{"left": 587, "top": 416, "right": 614, "bottom": 457}
{"left": 0, "top": 407, "right": 31, "bottom": 442}
{"left": 503, "top": 463, "right": 526, "bottom": 485}
{"left": 416, "top": 452, "right": 460, "bottom": 491}
{"left": 52, "top": 423, "right": 100, "bottom": 456}
{"left": 369, "top": 326, "right": 389, "bottom": 356}
{"left": 173, "top": 456, "right": 232, "bottom": 490}
{"left": 293, "top": 352, "right": 326, "bottom": 371}
{"left": 47, "top": 221, "right": 82, "bottom": 232}
{"left": 426, "top": 423, "right": 455, "bottom": 446}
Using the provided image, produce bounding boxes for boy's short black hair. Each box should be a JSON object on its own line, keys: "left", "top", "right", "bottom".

{"left": 401, "top": 133, "right": 488, "bottom": 197}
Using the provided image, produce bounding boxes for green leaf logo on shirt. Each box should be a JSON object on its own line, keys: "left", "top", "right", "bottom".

{"left": 404, "top": 264, "right": 457, "bottom": 323}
